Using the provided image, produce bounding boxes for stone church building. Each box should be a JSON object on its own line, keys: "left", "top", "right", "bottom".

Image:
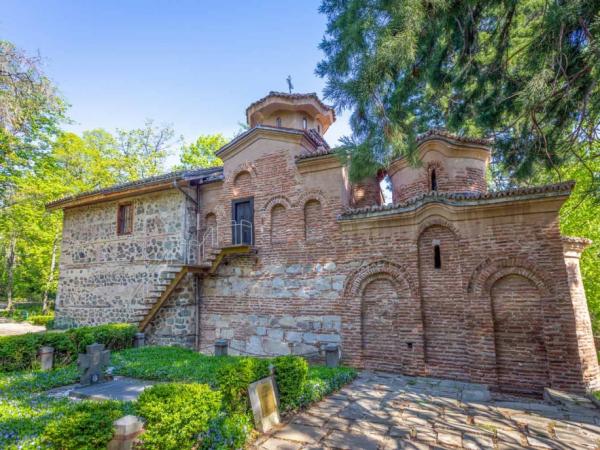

{"left": 48, "top": 92, "right": 599, "bottom": 394}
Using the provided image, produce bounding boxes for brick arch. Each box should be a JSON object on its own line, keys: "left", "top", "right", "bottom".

{"left": 294, "top": 189, "right": 327, "bottom": 208}
{"left": 344, "top": 260, "right": 418, "bottom": 299}
{"left": 226, "top": 162, "right": 258, "bottom": 184}
{"left": 467, "top": 258, "right": 554, "bottom": 296}
{"left": 261, "top": 195, "right": 292, "bottom": 212}
{"left": 416, "top": 216, "right": 461, "bottom": 240}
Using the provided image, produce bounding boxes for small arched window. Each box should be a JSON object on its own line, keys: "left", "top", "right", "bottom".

{"left": 276, "top": 117, "right": 282, "bottom": 128}
{"left": 431, "top": 169, "right": 438, "bottom": 191}
{"left": 434, "top": 244, "right": 441, "bottom": 269}
{"left": 302, "top": 117, "right": 308, "bottom": 130}
{"left": 317, "top": 124, "right": 321, "bottom": 134}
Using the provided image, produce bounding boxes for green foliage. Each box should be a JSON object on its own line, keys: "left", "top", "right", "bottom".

{"left": 112, "top": 346, "right": 241, "bottom": 385}
{"left": 0, "top": 347, "right": 357, "bottom": 449}
{"left": 26, "top": 313, "right": 54, "bottom": 326}
{"left": 41, "top": 400, "right": 129, "bottom": 450}
{"left": 136, "top": 383, "right": 222, "bottom": 450}
{"left": 215, "top": 357, "right": 270, "bottom": 412}
{"left": 300, "top": 366, "right": 358, "bottom": 406}
{"left": 175, "top": 133, "right": 227, "bottom": 170}
{"left": 317, "top": 1, "right": 600, "bottom": 183}
{"left": 272, "top": 355, "right": 308, "bottom": 411}
{"left": 0, "top": 323, "right": 137, "bottom": 372}
{"left": 200, "top": 412, "right": 253, "bottom": 450}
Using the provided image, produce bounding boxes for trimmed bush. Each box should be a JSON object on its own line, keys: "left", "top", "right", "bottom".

{"left": 41, "top": 400, "right": 128, "bottom": 450}
{"left": 136, "top": 383, "right": 222, "bottom": 450}
{"left": 272, "top": 355, "right": 308, "bottom": 411}
{"left": 299, "top": 366, "right": 358, "bottom": 406}
{"left": 216, "top": 357, "right": 270, "bottom": 412}
{"left": 0, "top": 323, "right": 137, "bottom": 372}
{"left": 200, "top": 412, "right": 253, "bottom": 450}
{"left": 27, "top": 314, "right": 54, "bottom": 326}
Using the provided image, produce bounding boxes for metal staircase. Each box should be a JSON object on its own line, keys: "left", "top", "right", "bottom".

{"left": 137, "top": 221, "right": 253, "bottom": 332}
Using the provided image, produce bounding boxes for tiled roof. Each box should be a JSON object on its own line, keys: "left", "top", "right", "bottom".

{"left": 246, "top": 91, "right": 336, "bottom": 121}
{"left": 416, "top": 129, "right": 492, "bottom": 146}
{"left": 339, "top": 181, "right": 575, "bottom": 220}
{"left": 295, "top": 146, "right": 336, "bottom": 161}
{"left": 561, "top": 236, "right": 592, "bottom": 246}
{"left": 216, "top": 125, "right": 329, "bottom": 157}
{"left": 46, "top": 167, "right": 224, "bottom": 209}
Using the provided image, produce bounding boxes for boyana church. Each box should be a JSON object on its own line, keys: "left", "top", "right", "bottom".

{"left": 48, "top": 91, "right": 600, "bottom": 394}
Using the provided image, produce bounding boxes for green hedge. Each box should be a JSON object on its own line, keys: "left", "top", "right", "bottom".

{"left": 215, "top": 357, "right": 270, "bottom": 412}
{"left": 41, "top": 400, "right": 130, "bottom": 450}
{"left": 136, "top": 383, "right": 222, "bottom": 450}
{"left": 0, "top": 323, "right": 137, "bottom": 372}
{"left": 272, "top": 355, "right": 308, "bottom": 411}
{"left": 27, "top": 314, "right": 54, "bottom": 327}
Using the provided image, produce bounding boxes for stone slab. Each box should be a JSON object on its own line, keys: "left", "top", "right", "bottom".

{"left": 69, "top": 377, "right": 155, "bottom": 402}
{"left": 273, "top": 424, "right": 326, "bottom": 444}
{"left": 322, "top": 430, "right": 381, "bottom": 450}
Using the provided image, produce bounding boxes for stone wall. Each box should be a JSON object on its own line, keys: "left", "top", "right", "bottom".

{"left": 55, "top": 189, "right": 198, "bottom": 347}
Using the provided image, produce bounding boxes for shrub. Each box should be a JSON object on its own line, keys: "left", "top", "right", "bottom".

{"left": 272, "top": 355, "right": 308, "bottom": 411}
{"left": 299, "top": 366, "right": 358, "bottom": 407}
{"left": 200, "top": 412, "right": 253, "bottom": 450}
{"left": 136, "top": 383, "right": 222, "bottom": 450}
{"left": 0, "top": 323, "right": 137, "bottom": 372}
{"left": 27, "top": 314, "right": 54, "bottom": 326}
{"left": 41, "top": 400, "right": 128, "bottom": 450}
{"left": 216, "top": 357, "right": 270, "bottom": 413}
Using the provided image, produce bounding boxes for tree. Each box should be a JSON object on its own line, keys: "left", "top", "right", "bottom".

{"left": 317, "top": 1, "right": 600, "bottom": 183}
{"left": 115, "top": 120, "right": 175, "bottom": 179}
{"left": 530, "top": 145, "right": 600, "bottom": 332}
{"left": 0, "top": 40, "right": 66, "bottom": 200}
{"left": 175, "top": 134, "right": 226, "bottom": 170}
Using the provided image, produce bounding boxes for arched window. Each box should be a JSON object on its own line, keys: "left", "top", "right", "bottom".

{"left": 270, "top": 204, "right": 287, "bottom": 245}
{"left": 276, "top": 117, "right": 282, "bottom": 128}
{"left": 431, "top": 169, "right": 438, "bottom": 191}
{"left": 434, "top": 244, "right": 441, "bottom": 269}
{"left": 302, "top": 117, "right": 308, "bottom": 130}
{"left": 304, "top": 199, "right": 322, "bottom": 241}
{"left": 317, "top": 124, "right": 321, "bottom": 134}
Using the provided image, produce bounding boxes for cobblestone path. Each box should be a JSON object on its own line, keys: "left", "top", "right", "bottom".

{"left": 254, "top": 371, "right": 600, "bottom": 449}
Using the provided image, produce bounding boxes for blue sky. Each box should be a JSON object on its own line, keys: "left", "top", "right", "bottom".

{"left": 1, "top": 0, "right": 352, "bottom": 167}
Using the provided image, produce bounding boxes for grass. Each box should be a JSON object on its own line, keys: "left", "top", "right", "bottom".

{"left": 111, "top": 346, "right": 241, "bottom": 386}
{"left": 0, "top": 366, "right": 80, "bottom": 449}
{"left": 0, "top": 346, "right": 357, "bottom": 448}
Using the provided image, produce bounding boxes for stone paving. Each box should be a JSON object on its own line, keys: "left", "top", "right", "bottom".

{"left": 0, "top": 320, "right": 45, "bottom": 336}
{"left": 254, "top": 371, "right": 600, "bottom": 449}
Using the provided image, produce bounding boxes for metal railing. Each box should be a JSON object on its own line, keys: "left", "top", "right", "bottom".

{"left": 189, "top": 219, "right": 254, "bottom": 263}
{"left": 60, "top": 220, "right": 254, "bottom": 323}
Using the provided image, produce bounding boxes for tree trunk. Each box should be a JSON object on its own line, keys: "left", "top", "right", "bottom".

{"left": 42, "top": 233, "right": 59, "bottom": 314}
{"left": 5, "top": 235, "right": 17, "bottom": 312}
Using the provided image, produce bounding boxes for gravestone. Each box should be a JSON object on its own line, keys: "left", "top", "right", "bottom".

{"left": 215, "top": 339, "right": 228, "bottom": 356}
{"left": 325, "top": 343, "right": 340, "bottom": 368}
{"left": 134, "top": 332, "right": 145, "bottom": 348}
{"left": 39, "top": 346, "right": 55, "bottom": 371}
{"left": 78, "top": 342, "right": 110, "bottom": 385}
{"left": 248, "top": 375, "right": 280, "bottom": 433}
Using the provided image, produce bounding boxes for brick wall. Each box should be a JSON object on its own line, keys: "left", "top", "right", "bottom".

{"left": 55, "top": 133, "right": 600, "bottom": 394}
{"left": 194, "top": 139, "right": 599, "bottom": 394}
